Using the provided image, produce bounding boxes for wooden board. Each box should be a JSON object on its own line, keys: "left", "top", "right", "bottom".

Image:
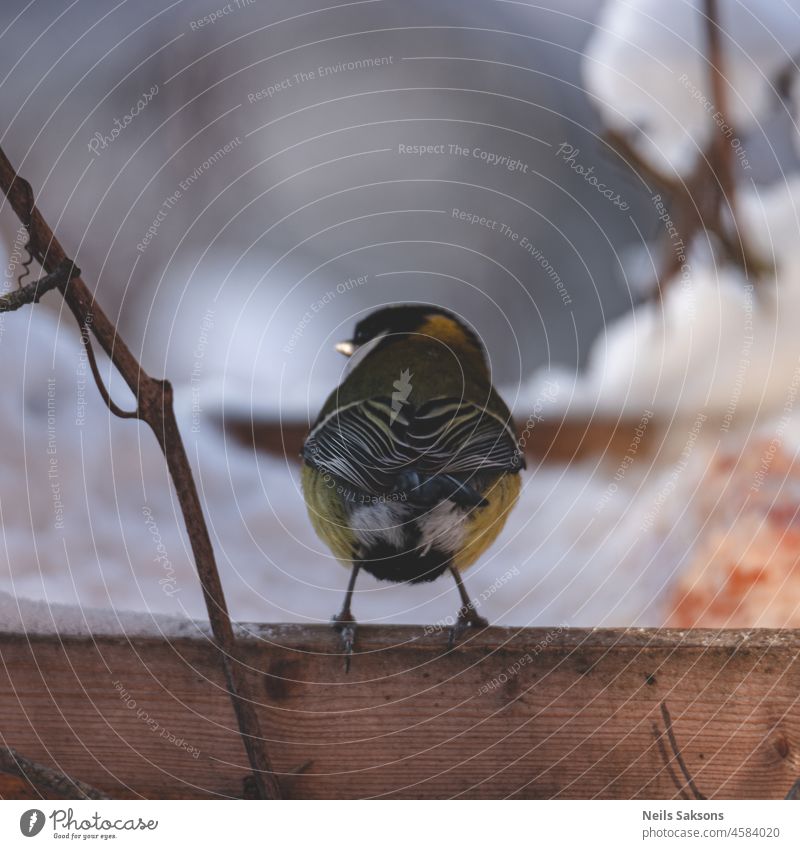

{"left": 1, "top": 626, "right": 799, "bottom": 799}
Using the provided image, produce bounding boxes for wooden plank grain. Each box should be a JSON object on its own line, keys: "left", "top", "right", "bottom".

{"left": 0, "top": 626, "right": 799, "bottom": 799}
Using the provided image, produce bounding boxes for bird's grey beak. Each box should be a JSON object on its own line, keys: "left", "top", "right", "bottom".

{"left": 335, "top": 340, "right": 357, "bottom": 357}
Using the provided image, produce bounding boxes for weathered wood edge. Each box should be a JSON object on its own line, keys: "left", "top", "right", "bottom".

{"left": 2, "top": 624, "right": 800, "bottom": 799}
{"left": 2, "top": 624, "right": 799, "bottom": 651}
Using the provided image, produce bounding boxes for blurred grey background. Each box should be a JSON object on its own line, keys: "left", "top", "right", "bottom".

{"left": 0, "top": 0, "right": 666, "bottom": 411}
{"left": 3, "top": 0, "right": 800, "bottom": 631}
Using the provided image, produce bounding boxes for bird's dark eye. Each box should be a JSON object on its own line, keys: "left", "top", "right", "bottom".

{"left": 354, "top": 327, "right": 375, "bottom": 344}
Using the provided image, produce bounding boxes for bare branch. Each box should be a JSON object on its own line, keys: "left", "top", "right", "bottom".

{"left": 0, "top": 259, "right": 79, "bottom": 313}
{"left": 704, "top": 0, "right": 737, "bottom": 218}
{"left": 0, "top": 147, "right": 281, "bottom": 799}
{"left": 602, "top": 1, "right": 773, "bottom": 299}
{"left": 703, "top": 0, "right": 766, "bottom": 281}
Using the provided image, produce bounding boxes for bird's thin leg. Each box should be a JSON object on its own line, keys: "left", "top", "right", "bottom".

{"left": 448, "top": 565, "right": 489, "bottom": 648}
{"left": 332, "top": 564, "right": 360, "bottom": 672}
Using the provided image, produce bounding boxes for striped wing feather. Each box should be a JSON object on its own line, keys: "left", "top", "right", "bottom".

{"left": 408, "top": 399, "right": 520, "bottom": 475}
{"left": 302, "top": 396, "right": 520, "bottom": 495}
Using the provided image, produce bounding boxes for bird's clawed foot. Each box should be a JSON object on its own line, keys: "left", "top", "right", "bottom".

{"left": 332, "top": 611, "right": 357, "bottom": 672}
{"left": 448, "top": 605, "right": 489, "bottom": 649}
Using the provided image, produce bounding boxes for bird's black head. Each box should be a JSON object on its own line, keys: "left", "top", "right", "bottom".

{"left": 335, "top": 305, "right": 484, "bottom": 359}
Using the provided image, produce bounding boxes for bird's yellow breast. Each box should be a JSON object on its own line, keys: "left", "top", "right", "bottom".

{"left": 301, "top": 464, "right": 357, "bottom": 566}
{"left": 301, "top": 462, "right": 521, "bottom": 574}
{"left": 452, "top": 472, "right": 521, "bottom": 573}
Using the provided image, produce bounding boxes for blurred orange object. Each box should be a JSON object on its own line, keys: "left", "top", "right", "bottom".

{"left": 666, "top": 434, "right": 800, "bottom": 628}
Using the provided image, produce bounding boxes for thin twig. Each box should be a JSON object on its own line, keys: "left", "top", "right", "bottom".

{"left": 660, "top": 702, "right": 706, "bottom": 800}
{"left": 605, "top": 125, "right": 771, "bottom": 295}
{"left": 16, "top": 176, "right": 35, "bottom": 287}
{"left": 78, "top": 320, "right": 138, "bottom": 418}
{"left": 0, "top": 745, "right": 109, "bottom": 799}
{"left": 775, "top": 54, "right": 800, "bottom": 100}
{"left": 0, "top": 259, "right": 78, "bottom": 313}
{"left": 651, "top": 720, "right": 691, "bottom": 800}
{"left": 0, "top": 148, "right": 281, "bottom": 799}
{"left": 704, "top": 0, "right": 737, "bottom": 219}
{"left": 604, "top": 127, "right": 713, "bottom": 299}
{"left": 602, "top": 1, "right": 772, "bottom": 299}
{"left": 703, "top": 0, "right": 765, "bottom": 280}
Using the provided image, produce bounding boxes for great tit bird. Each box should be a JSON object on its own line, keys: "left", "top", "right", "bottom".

{"left": 301, "top": 305, "right": 524, "bottom": 666}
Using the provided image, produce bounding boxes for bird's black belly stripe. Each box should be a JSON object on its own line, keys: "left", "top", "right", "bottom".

{"left": 357, "top": 542, "right": 451, "bottom": 584}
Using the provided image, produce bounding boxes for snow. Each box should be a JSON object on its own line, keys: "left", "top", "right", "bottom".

{"left": 0, "top": 292, "right": 707, "bottom": 635}
{"left": 739, "top": 174, "right": 800, "bottom": 275}
{"left": 0, "top": 301, "right": 743, "bottom": 636}
{"left": 4, "top": 251, "right": 800, "bottom": 634}
{"left": 520, "top": 267, "right": 759, "bottom": 418}
{"left": 0, "top": 589, "right": 193, "bottom": 639}
{"left": 5, "top": 172, "right": 800, "bottom": 635}
{"left": 515, "top": 169, "right": 800, "bottom": 420}
{"left": 571, "top": 3, "right": 800, "bottom": 420}
{"left": 585, "top": 0, "right": 800, "bottom": 175}
{"left": 4, "top": 2, "right": 800, "bottom": 637}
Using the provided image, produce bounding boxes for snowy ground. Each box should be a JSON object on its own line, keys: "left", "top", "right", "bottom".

{"left": 3, "top": 0, "right": 800, "bottom": 635}
{"left": 0, "top": 295, "right": 761, "bottom": 634}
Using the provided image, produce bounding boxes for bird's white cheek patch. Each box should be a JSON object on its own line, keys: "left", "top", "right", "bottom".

{"left": 343, "top": 330, "right": 388, "bottom": 375}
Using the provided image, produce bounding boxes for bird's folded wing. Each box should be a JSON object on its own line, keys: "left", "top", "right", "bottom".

{"left": 408, "top": 398, "right": 522, "bottom": 475}
{"left": 302, "top": 396, "right": 522, "bottom": 495}
{"left": 302, "top": 398, "right": 414, "bottom": 493}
